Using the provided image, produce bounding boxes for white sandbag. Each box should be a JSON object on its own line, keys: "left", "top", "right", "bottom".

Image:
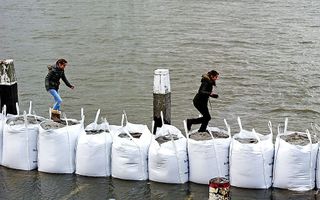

{"left": 148, "top": 118, "right": 188, "bottom": 184}
{"left": 230, "top": 117, "right": 274, "bottom": 189}
{"left": 76, "top": 109, "right": 113, "bottom": 177}
{"left": 2, "top": 102, "right": 45, "bottom": 170}
{"left": 187, "top": 119, "right": 231, "bottom": 185}
{"left": 0, "top": 105, "right": 7, "bottom": 165}
{"left": 111, "top": 113, "right": 152, "bottom": 181}
{"left": 273, "top": 118, "right": 318, "bottom": 191}
{"left": 314, "top": 123, "right": 320, "bottom": 189}
{"left": 38, "top": 113, "right": 84, "bottom": 174}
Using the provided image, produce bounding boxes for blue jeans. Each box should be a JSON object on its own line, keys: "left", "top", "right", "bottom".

{"left": 48, "top": 89, "right": 62, "bottom": 111}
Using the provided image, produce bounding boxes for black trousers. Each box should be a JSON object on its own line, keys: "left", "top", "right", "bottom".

{"left": 189, "top": 100, "right": 211, "bottom": 132}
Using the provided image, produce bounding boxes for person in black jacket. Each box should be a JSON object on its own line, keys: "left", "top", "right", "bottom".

{"left": 45, "top": 59, "right": 74, "bottom": 121}
{"left": 186, "top": 70, "right": 219, "bottom": 133}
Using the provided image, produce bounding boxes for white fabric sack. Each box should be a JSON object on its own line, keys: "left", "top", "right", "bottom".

{"left": 187, "top": 119, "right": 231, "bottom": 184}
{"left": 230, "top": 117, "right": 274, "bottom": 189}
{"left": 314, "top": 123, "right": 320, "bottom": 189}
{"left": 76, "top": 109, "right": 113, "bottom": 177}
{"left": 273, "top": 118, "right": 318, "bottom": 191}
{"left": 148, "top": 123, "right": 188, "bottom": 184}
{"left": 112, "top": 114, "right": 152, "bottom": 181}
{"left": 2, "top": 110, "right": 45, "bottom": 170}
{"left": 38, "top": 116, "right": 83, "bottom": 174}
{"left": 0, "top": 105, "right": 6, "bottom": 165}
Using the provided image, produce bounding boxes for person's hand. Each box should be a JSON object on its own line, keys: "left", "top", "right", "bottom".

{"left": 70, "top": 85, "right": 75, "bottom": 90}
{"left": 210, "top": 93, "right": 218, "bottom": 98}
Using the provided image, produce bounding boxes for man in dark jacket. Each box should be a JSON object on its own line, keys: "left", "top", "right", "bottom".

{"left": 45, "top": 59, "right": 74, "bottom": 121}
{"left": 186, "top": 70, "right": 219, "bottom": 133}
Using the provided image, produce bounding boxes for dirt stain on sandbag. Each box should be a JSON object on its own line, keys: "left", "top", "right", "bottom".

{"left": 118, "top": 132, "right": 142, "bottom": 139}
{"left": 85, "top": 129, "right": 107, "bottom": 135}
{"left": 280, "top": 132, "right": 318, "bottom": 146}
{"left": 40, "top": 120, "right": 80, "bottom": 130}
{"left": 234, "top": 138, "right": 259, "bottom": 144}
{"left": 155, "top": 134, "right": 179, "bottom": 145}
{"left": 6, "top": 116, "right": 45, "bottom": 125}
{"left": 189, "top": 131, "right": 229, "bottom": 141}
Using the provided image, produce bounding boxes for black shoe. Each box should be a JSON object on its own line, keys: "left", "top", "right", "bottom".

{"left": 186, "top": 119, "right": 192, "bottom": 131}
{"left": 198, "top": 129, "right": 210, "bottom": 134}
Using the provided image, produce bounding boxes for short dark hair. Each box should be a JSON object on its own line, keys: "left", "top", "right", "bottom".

{"left": 208, "top": 70, "right": 219, "bottom": 77}
{"left": 56, "top": 58, "right": 68, "bottom": 65}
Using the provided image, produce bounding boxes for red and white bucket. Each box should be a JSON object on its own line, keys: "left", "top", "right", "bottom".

{"left": 209, "top": 177, "right": 230, "bottom": 200}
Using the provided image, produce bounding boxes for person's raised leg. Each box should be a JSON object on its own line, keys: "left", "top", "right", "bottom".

{"left": 49, "top": 89, "right": 62, "bottom": 111}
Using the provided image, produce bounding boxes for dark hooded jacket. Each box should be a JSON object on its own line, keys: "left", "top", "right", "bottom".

{"left": 45, "top": 64, "right": 72, "bottom": 91}
{"left": 193, "top": 74, "right": 218, "bottom": 106}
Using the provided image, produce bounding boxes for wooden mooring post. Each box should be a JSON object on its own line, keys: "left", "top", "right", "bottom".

{"left": 153, "top": 69, "right": 171, "bottom": 134}
{"left": 0, "top": 59, "right": 18, "bottom": 114}
{"left": 209, "top": 177, "right": 230, "bottom": 200}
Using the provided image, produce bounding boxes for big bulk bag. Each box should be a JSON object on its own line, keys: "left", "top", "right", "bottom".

{"left": 314, "top": 123, "right": 320, "bottom": 189}
{"left": 273, "top": 118, "right": 318, "bottom": 191}
{"left": 76, "top": 109, "right": 113, "bottom": 177}
{"left": 2, "top": 102, "right": 45, "bottom": 170}
{"left": 38, "top": 112, "right": 84, "bottom": 174}
{"left": 186, "top": 119, "right": 231, "bottom": 184}
{"left": 112, "top": 113, "right": 152, "bottom": 181}
{"left": 149, "top": 113, "right": 188, "bottom": 184}
{"left": 230, "top": 117, "right": 274, "bottom": 189}
{"left": 0, "top": 105, "right": 6, "bottom": 165}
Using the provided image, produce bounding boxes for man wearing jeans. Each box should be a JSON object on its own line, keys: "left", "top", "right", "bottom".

{"left": 45, "top": 59, "right": 74, "bottom": 122}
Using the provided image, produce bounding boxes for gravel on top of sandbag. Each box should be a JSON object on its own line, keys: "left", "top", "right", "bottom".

{"left": 40, "top": 119, "right": 80, "bottom": 130}
{"left": 155, "top": 134, "right": 179, "bottom": 145}
{"left": 85, "top": 129, "right": 108, "bottom": 135}
{"left": 6, "top": 115, "right": 45, "bottom": 126}
{"left": 118, "top": 132, "right": 142, "bottom": 139}
{"left": 234, "top": 137, "right": 259, "bottom": 144}
{"left": 189, "top": 130, "right": 229, "bottom": 141}
{"left": 280, "top": 132, "right": 317, "bottom": 146}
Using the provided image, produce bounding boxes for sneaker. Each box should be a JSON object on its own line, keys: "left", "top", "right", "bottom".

{"left": 186, "top": 119, "right": 192, "bottom": 131}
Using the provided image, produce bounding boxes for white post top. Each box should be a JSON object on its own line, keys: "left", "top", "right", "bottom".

{"left": 153, "top": 69, "right": 171, "bottom": 94}
{"left": 154, "top": 69, "right": 169, "bottom": 75}
{"left": 0, "top": 59, "right": 16, "bottom": 85}
{"left": 3, "top": 59, "right": 14, "bottom": 64}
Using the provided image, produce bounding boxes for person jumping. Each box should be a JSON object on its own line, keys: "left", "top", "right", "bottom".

{"left": 186, "top": 70, "right": 219, "bottom": 133}
{"left": 45, "top": 58, "right": 74, "bottom": 122}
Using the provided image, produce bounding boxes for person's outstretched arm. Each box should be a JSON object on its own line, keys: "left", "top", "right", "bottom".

{"left": 61, "top": 72, "right": 74, "bottom": 89}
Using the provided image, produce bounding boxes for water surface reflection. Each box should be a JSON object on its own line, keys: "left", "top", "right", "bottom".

{"left": 1, "top": 166, "right": 320, "bottom": 200}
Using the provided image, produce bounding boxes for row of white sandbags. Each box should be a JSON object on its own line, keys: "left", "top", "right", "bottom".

{"left": 230, "top": 117, "right": 319, "bottom": 191}
{"left": 0, "top": 102, "right": 83, "bottom": 173}
{"left": 0, "top": 103, "right": 319, "bottom": 190}
{"left": 79, "top": 111, "right": 189, "bottom": 183}
{"left": 0, "top": 106, "right": 187, "bottom": 183}
{"left": 78, "top": 111, "right": 231, "bottom": 184}
{"left": 0, "top": 107, "right": 221, "bottom": 184}
{"left": 111, "top": 112, "right": 230, "bottom": 184}
{"left": 185, "top": 116, "right": 318, "bottom": 191}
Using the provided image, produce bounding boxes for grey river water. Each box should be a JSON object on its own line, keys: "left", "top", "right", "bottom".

{"left": 1, "top": 0, "right": 320, "bottom": 199}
